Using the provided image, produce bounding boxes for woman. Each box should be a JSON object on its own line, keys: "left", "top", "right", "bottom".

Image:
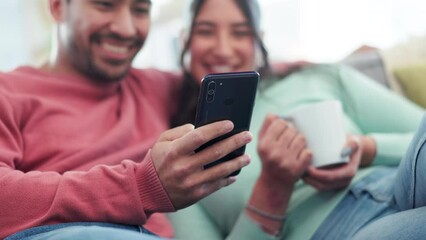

{"left": 168, "top": 0, "right": 425, "bottom": 239}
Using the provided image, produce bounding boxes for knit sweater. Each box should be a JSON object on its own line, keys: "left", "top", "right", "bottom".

{"left": 0, "top": 67, "right": 180, "bottom": 239}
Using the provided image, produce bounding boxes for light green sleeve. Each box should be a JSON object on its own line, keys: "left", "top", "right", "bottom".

{"left": 337, "top": 65, "right": 424, "bottom": 165}
{"left": 168, "top": 203, "right": 280, "bottom": 240}
{"left": 167, "top": 203, "right": 222, "bottom": 240}
{"left": 227, "top": 212, "right": 283, "bottom": 240}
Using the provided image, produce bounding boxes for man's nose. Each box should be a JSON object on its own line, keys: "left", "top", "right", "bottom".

{"left": 110, "top": 9, "right": 137, "bottom": 38}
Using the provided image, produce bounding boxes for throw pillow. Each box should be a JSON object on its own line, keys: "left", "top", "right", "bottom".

{"left": 394, "top": 64, "right": 426, "bottom": 108}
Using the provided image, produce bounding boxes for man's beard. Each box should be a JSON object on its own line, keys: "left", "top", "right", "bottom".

{"left": 81, "top": 56, "right": 131, "bottom": 84}
{"left": 69, "top": 32, "right": 144, "bottom": 84}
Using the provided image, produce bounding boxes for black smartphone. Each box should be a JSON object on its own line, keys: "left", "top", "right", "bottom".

{"left": 194, "top": 71, "right": 259, "bottom": 176}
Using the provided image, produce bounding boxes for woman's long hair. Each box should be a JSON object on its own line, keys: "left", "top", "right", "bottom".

{"left": 171, "top": 0, "right": 270, "bottom": 127}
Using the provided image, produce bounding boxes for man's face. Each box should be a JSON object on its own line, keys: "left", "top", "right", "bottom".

{"left": 59, "top": 0, "right": 151, "bottom": 83}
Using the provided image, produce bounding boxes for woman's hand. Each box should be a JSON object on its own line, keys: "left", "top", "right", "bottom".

{"left": 257, "top": 114, "right": 312, "bottom": 186}
{"left": 302, "top": 135, "right": 362, "bottom": 191}
{"left": 246, "top": 114, "right": 312, "bottom": 235}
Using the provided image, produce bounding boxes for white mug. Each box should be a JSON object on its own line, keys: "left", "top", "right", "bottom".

{"left": 283, "top": 100, "right": 348, "bottom": 168}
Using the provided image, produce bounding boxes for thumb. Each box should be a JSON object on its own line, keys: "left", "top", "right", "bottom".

{"left": 340, "top": 136, "right": 361, "bottom": 161}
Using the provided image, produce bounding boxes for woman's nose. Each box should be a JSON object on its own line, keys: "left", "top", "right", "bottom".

{"left": 213, "top": 33, "right": 234, "bottom": 58}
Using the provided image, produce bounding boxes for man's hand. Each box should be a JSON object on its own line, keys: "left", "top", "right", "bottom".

{"left": 151, "top": 120, "right": 252, "bottom": 209}
{"left": 302, "top": 136, "right": 361, "bottom": 191}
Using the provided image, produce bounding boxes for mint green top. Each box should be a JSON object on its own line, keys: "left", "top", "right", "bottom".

{"left": 168, "top": 65, "right": 424, "bottom": 239}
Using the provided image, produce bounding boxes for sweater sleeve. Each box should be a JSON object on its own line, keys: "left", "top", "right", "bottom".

{"left": 337, "top": 65, "right": 424, "bottom": 166}
{"left": 0, "top": 93, "right": 175, "bottom": 239}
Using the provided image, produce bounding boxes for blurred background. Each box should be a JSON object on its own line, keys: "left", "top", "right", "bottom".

{"left": 0, "top": 0, "right": 425, "bottom": 72}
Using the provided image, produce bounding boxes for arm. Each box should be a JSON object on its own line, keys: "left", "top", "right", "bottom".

{"left": 0, "top": 92, "right": 173, "bottom": 237}
{"left": 338, "top": 65, "right": 424, "bottom": 166}
{"left": 0, "top": 84, "right": 174, "bottom": 238}
{"left": 0, "top": 158, "right": 172, "bottom": 234}
{"left": 0, "top": 86, "right": 252, "bottom": 238}
{"left": 270, "top": 60, "right": 312, "bottom": 78}
{"left": 226, "top": 114, "right": 311, "bottom": 238}
{"left": 302, "top": 65, "right": 423, "bottom": 191}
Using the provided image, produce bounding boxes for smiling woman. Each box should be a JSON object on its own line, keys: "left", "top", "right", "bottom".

{"left": 187, "top": 0, "right": 257, "bottom": 81}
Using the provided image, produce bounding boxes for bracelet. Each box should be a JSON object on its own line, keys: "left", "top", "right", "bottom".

{"left": 246, "top": 204, "right": 287, "bottom": 222}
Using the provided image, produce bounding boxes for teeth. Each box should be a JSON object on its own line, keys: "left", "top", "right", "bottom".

{"left": 210, "top": 66, "right": 233, "bottom": 73}
{"left": 103, "top": 43, "right": 128, "bottom": 54}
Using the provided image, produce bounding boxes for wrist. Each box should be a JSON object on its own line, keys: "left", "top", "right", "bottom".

{"left": 359, "top": 135, "right": 376, "bottom": 167}
{"left": 247, "top": 174, "right": 292, "bottom": 237}
{"left": 258, "top": 171, "right": 296, "bottom": 192}
{"left": 245, "top": 204, "right": 286, "bottom": 236}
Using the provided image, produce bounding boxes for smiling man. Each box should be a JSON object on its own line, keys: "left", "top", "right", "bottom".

{"left": 49, "top": 0, "right": 150, "bottom": 82}
{"left": 0, "top": 0, "right": 253, "bottom": 239}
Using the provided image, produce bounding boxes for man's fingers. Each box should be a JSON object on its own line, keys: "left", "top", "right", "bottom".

{"left": 195, "top": 177, "right": 238, "bottom": 200}
{"left": 195, "top": 131, "right": 253, "bottom": 166}
{"left": 159, "top": 124, "right": 195, "bottom": 141}
{"left": 172, "top": 120, "right": 234, "bottom": 155}
{"left": 197, "top": 154, "right": 251, "bottom": 183}
{"left": 179, "top": 154, "right": 248, "bottom": 205}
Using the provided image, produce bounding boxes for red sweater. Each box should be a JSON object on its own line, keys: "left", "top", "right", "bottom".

{"left": 0, "top": 67, "right": 180, "bottom": 238}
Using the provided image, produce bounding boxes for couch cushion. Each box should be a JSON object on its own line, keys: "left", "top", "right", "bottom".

{"left": 394, "top": 64, "right": 426, "bottom": 108}
{"left": 342, "top": 50, "right": 389, "bottom": 88}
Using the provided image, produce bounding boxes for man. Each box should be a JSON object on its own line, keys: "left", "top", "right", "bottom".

{"left": 0, "top": 0, "right": 252, "bottom": 239}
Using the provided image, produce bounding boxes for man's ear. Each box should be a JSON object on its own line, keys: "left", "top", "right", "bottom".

{"left": 49, "top": 0, "right": 65, "bottom": 22}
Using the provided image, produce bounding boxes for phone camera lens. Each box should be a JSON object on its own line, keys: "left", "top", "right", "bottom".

{"left": 207, "top": 94, "right": 214, "bottom": 102}
{"left": 208, "top": 81, "right": 216, "bottom": 90}
{"left": 206, "top": 81, "right": 216, "bottom": 103}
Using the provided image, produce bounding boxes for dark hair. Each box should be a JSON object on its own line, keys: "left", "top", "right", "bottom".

{"left": 171, "top": 0, "right": 270, "bottom": 127}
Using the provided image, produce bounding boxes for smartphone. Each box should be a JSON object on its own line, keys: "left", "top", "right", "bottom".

{"left": 194, "top": 71, "right": 259, "bottom": 176}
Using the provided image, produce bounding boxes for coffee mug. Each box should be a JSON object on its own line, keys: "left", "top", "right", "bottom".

{"left": 283, "top": 100, "right": 348, "bottom": 168}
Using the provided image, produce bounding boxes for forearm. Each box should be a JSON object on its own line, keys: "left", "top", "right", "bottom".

{"left": 246, "top": 173, "right": 293, "bottom": 235}
{"left": 0, "top": 155, "right": 172, "bottom": 239}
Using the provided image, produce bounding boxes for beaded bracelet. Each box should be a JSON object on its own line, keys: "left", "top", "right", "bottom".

{"left": 246, "top": 204, "right": 287, "bottom": 222}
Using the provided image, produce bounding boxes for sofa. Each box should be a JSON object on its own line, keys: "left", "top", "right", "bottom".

{"left": 341, "top": 37, "right": 426, "bottom": 109}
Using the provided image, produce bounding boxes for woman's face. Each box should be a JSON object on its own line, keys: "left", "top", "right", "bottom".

{"left": 189, "top": 0, "right": 256, "bottom": 82}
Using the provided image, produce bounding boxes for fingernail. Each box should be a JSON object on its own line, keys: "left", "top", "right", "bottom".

{"left": 223, "top": 121, "right": 234, "bottom": 131}
{"left": 242, "top": 154, "right": 251, "bottom": 166}
{"left": 243, "top": 131, "right": 253, "bottom": 143}
{"left": 341, "top": 147, "right": 352, "bottom": 157}
{"left": 228, "top": 176, "right": 237, "bottom": 184}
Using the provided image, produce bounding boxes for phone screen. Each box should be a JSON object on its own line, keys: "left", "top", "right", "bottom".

{"left": 194, "top": 71, "right": 259, "bottom": 176}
